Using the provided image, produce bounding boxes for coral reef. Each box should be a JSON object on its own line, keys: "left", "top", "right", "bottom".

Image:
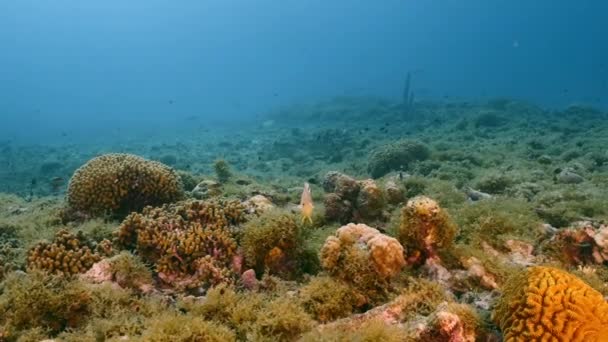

{"left": 117, "top": 199, "right": 246, "bottom": 292}
{"left": 320, "top": 223, "right": 405, "bottom": 303}
{"left": 27, "top": 229, "right": 109, "bottom": 276}
{"left": 65, "top": 153, "right": 184, "bottom": 219}
{"left": 3, "top": 97, "right": 608, "bottom": 341}
{"left": 368, "top": 139, "right": 430, "bottom": 178}
{"left": 493, "top": 266, "right": 608, "bottom": 341}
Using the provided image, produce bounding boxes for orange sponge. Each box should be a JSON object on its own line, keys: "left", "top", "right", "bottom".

{"left": 493, "top": 266, "right": 608, "bottom": 341}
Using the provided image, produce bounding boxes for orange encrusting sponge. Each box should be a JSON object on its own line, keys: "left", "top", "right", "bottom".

{"left": 493, "top": 266, "right": 608, "bottom": 342}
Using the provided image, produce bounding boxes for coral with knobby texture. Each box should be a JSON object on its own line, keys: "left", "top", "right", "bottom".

{"left": 117, "top": 199, "right": 246, "bottom": 291}
{"left": 354, "top": 179, "right": 385, "bottom": 220}
{"left": 320, "top": 223, "right": 405, "bottom": 303}
{"left": 241, "top": 211, "right": 309, "bottom": 279}
{"left": 27, "top": 229, "right": 107, "bottom": 276}
{"left": 399, "top": 196, "right": 457, "bottom": 264}
{"left": 66, "top": 153, "right": 184, "bottom": 219}
{"left": 323, "top": 193, "right": 353, "bottom": 224}
{"left": 367, "top": 139, "right": 430, "bottom": 178}
{"left": 322, "top": 171, "right": 360, "bottom": 200}
{"left": 493, "top": 266, "right": 608, "bottom": 341}
{"left": 322, "top": 172, "right": 386, "bottom": 223}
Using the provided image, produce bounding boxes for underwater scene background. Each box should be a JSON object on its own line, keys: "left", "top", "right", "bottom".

{"left": 1, "top": 1, "right": 608, "bottom": 341}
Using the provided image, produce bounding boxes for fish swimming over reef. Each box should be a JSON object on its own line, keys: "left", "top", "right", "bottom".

{"left": 300, "top": 182, "right": 314, "bottom": 224}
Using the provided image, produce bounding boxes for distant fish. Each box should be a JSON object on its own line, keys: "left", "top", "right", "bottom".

{"left": 300, "top": 182, "right": 314, "bottom": 224}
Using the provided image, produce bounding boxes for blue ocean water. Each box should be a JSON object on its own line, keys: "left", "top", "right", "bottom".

{"left": 1, "top": 0, "right": 606, "bottom": 144}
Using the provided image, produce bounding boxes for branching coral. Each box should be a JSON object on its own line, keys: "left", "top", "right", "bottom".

{"left": 65, "top": 153, "right": 184, "bottom": 219}
{"left": 493, "top": 266, "right": 608, "bottom": 341}
{"left": 27, "top": 229, "right": 108, "bottom": 276}
{"left": 117, "top": 199, "right": 246, "bottom": 291}
{"left": 320, "top": 223, "right": 405, "bottom": 303}
{"left": 399, "top": 196, "right": 457, "bottom": 265}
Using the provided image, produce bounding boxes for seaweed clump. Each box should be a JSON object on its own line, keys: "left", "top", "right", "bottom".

{"left": 65, "top": 153, "right": 184, "bottom": 219}
{"left": 368, "top": 139, "right": 430, "bottom": 178}
{"left": 179, "top": 284, "right": 314, "bottom": 341}
{"left": 117, "top": 199, "right": 246, "bottom": 292}
{"left": 241, "top": 210, "right": 315, "bottom": 279}
{"left": 0, "top": 271, "right": 92, "bottom": 338}
{"left": 320, "top": 223, "right": 406, "bottom": 304}
{"left": 399, "top": 196, "right": 457, "bottom": 265}
{"left": 27, "top": 229, "right": 109, "bottom": 276}
{"left": 298, "top": 276, "right": 364, "bottom": 323}
{"left": 214, "top": 159, "right": 232, "bottom": 183}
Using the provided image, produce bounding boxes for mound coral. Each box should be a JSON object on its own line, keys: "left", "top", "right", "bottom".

{"left": 117, "top": 199, "right": 247, "bottom": 291}
{"left": 320, "top": 223, "right": 405, "bottom": 303}
{"left": 66, "top": 153, "right": 184, "bottom": 219}
{"left": 241, "top": 211, "right": 311, "bottom": 279}
{"left": 27, "top": 229, "right": 108, "bottom": 276}
{"left": 322, "top": 171, "right": 386, "bottom": 223}
{"left": 399, "top": 196, "right": 457, "bottom": 264}
{"left": 367, "top": 139, "right": 430, "bottom": 178}
{"left": 493, "top": 266, "right": 608, "bottom": 341}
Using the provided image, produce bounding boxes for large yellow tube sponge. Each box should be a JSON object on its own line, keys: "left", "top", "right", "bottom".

{"left": 493, "top": 266, "right": 608, "bottom": 341}
{"left": 66, "top": 153, "right": 184, "bottom": 219}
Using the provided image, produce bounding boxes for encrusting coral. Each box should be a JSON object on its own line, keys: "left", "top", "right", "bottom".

{"left": 65, "top": 153, "right": 184, "bottom": 219}
{"left": 320, "top": 223, "right": 405, "bottom": 303}
{"left": 493, "top": 266, "right": 608, "bottom": 341}
{"left": 27, "top": 229, "right": 109, "bottom": 276}
{"left": 117, "top": 199, "right": 247, "bottom": 291}
{"left": 399, "top": 196, "right": 457, "bottom": 265}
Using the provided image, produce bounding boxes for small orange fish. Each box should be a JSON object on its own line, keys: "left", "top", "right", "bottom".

{"left": 300, "top": 182, "right": 314, "bottom": 224}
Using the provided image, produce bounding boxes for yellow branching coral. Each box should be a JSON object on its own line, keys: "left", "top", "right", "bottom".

{"left": 66, "top": 153, "right": 184, "bottom": 219}
{"left": 399, "top": 196, "right": 457, "bottom": 264}
{"left": 27, "top": 229, "right": 106, "bottom": 275}
{"left": 117, "top": 200, "right": 246, "bottom": 291}
{"left": 493, "top": 266, "right": 608, "bottom": 341}
{"left": 320, "top": 223, "right": 405, "bottom": 303}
